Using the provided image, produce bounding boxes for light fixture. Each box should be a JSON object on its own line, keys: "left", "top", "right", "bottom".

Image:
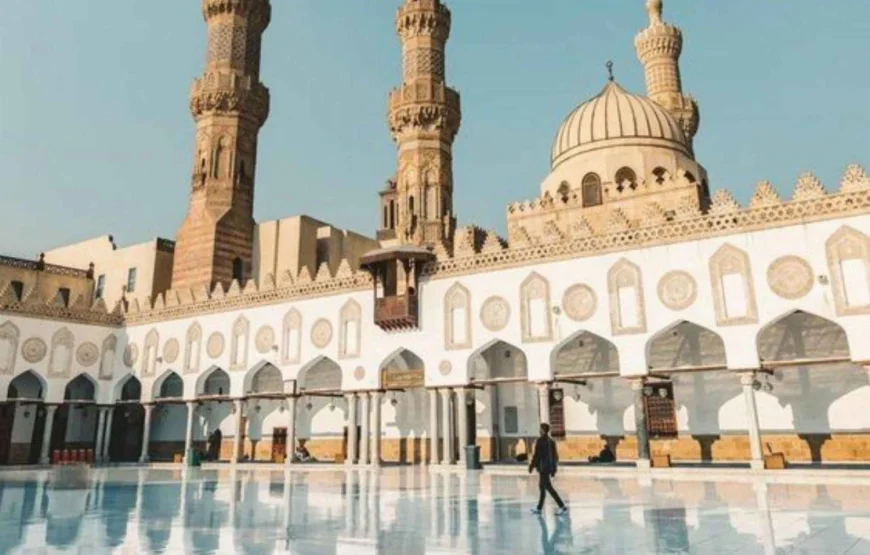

{"left": 752, "top": 380, "right": 762, "bottom": 392}
{"left": 306, "top": 400, "right": 313, "bottom": 412}
{"left": 762, "top": 381, "right": 774, "bottom": 393}
{"left": 328, "top": 400, "right": 336, "bottom": 412}
{"left": 465, "top": 392, "right": 474, "bottom": 406}
{"left": 573, "top": 386, "right": 581, "bottom": 402}
{"left": 552, "top": 390, "right": 563, "bottom": 402}
{"left": 658, "top": 388, "right": 667, "bottom": 398}
{"left": 255, "top": 404, "right": 261, "bottom": 413}
{"left": 390, "top": 392, "right": 398, "bottom": 407}
{"left": 643, "top": 386, "right": 653, "bottom": 397}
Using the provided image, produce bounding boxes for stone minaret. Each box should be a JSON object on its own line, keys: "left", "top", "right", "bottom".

{"left": 385, "top": 0, "right": 461, "bottom": 249}
{"left": 172, "top": 0, "right": 271, "bottom": 291}
{"left": 635, "top": 0, "right": 700, "bottom": 147}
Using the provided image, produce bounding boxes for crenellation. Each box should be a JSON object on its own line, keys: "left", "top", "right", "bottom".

{"left": 793, "top": 172, "right": 826, "bottom": 201}
{"left": 750, "top": 180, "right": 781, "bottom": 207}
{"left": 841, "top": 164, "right": 869, "bottom": 193}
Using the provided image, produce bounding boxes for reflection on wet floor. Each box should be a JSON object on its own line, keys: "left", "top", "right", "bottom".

{"left": 1, "top": 466, "right": 870, "bottom": 554}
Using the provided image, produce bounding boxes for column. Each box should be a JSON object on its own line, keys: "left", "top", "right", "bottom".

{"left": 183, "top": 401, "right": 196, "bottom": 464}
{"left": 428, "top": 389, "right": 439, "bottom": 465}
{"left": 285, "top": 396, "right": 297, "bottom": 466}
{"left": 346, "top": 394, "right": 358, "bottom": 465}
{"left": 741, "top": 372, "right": 765, "bottom": 470}
{"left": 537, "top": 383, "right": 551, "bottom": 426}
{"left": 102, "top": 407, "right": 115, "bottom": 462}
{"left": 139, "top": 404, "right": 154, "bottom": 463}
{"left": 360, "top": 392, "right": 370, "bottom": 465}
{"left": 231, "top": 399, "right": 243, "bottom": 463}
{"left": 370, "top": 391, "right": 382, "bottom": 467}
{"left": 440, "top": 389, "right": 453, "bottom": 465}
{"left": 631, "top": 378, "right": 651, "bottom": 469}
{"left": 455, "top": 387, "right": 469, "bottom": 465}
{"left": 39, "top": 404, "right": 58, "bottom": 464}
{"left": 94, "top": 408, "right": 107, "bottom": 463}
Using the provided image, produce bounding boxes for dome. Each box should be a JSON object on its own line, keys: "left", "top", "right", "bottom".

{"left": 551, "top": 80, "right": 690, "bottom": 170}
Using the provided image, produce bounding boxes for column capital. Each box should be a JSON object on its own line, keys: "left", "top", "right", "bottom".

{"left": 44, "top": 404, "right": 59, "bottom": 413}
{"left": 629, "top": 377, "right": 648, "bottom": 391}
{"left": 739, "top": 372, "right": 759, "bottom": 387}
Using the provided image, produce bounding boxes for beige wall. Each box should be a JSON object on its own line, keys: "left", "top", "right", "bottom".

{"left": 43, "top": 235, "right": 174, "bottom": 309}
{"left": 0, "top": 257, "right": 94, "bottom": 306}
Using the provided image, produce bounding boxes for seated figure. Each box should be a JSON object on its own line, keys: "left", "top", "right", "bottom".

{"left": 295, "top": 441, "right": 313, "bottom": 463}
{"left": 589, "top": 444, "right": 616, "bottom": 464}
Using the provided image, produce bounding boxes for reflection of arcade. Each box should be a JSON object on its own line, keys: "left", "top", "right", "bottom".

{"left": 2, "top": 370, "right": 48, "bottom": 464}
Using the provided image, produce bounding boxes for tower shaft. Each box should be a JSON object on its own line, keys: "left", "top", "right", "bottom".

{"left": 172, "top": 0, "right": 271, "bottom": 291}
{"left": 383, "top": 0, "right": 461, "bottom": 249}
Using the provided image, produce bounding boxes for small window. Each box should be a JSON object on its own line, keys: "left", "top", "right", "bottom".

{"left": 409, "top": 196, "right": 415, "bottom": 215}
{"left": 126, "top": 268, "right": 137, "bottom": 293}
{"left": 383, "top": 206, "right": 389, "bottom": 228}
{"left": 95, "top": 275, "right": 106, "bottom": 299}
{"left": 652, "top": 167, "right": 668, "bottom": 185}
{"left": 55, "top": 288, "right": 71, "bottom": 307}
{"left": 615, "top": 167, "right": 637, "bottom": 191}
{"left": 504, "top": 406, "right": 519, "bottom": 434}
{"left": 557, "top": 181, "right": 570, "bottom": 201}
{"left": 581, "top": 173, "right": 602, "bottom": 207}
{"left": 232, "top": 257, "right": 243, "bottom": 283}
{"left": 9, "top": 281, "right": 23, "bottom": 301}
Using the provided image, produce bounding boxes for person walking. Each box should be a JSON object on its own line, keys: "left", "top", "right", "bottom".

{"left": 529, "top": 423, "right": 568, "bottom": 516}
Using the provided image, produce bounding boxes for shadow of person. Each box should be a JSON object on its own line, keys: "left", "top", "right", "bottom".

{"left": 536, "top": 514, "right": 572, "bottom": 554}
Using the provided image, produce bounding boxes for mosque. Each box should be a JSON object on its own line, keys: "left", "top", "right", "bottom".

{"left": 0, "top": 0, "right": 869, "bottom": 471}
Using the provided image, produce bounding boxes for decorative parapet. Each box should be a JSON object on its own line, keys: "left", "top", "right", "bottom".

{"left": 0, "top": 281, "right": 123, "bottom": 327}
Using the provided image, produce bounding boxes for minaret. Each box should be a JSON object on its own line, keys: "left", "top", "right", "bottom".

{"left": 383, "top": 0, "right": 461, "bottom": 249}
{"left": 172, "top": 0, "right": 271, "bottom": 291}
{"left": 635, "top": 0, "right": 700, "bottom": 147}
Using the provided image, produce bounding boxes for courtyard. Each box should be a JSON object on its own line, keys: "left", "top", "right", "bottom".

{"left": 1, "top": 466, "right": 870, "bottom": 554}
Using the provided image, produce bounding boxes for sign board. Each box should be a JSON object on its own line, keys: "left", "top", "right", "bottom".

{"left": 643, "top": 382, "right": 678, "bottom": 439}
{"left": 381, "top": 369, "right": 424, "bottom": 389}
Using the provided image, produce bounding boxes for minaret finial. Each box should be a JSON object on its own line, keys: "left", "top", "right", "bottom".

{"left": 646, "top": 0, "right": 663, "bottom": 26}
{"left": 606, "top": 61, "right": 614, "bottom": 81}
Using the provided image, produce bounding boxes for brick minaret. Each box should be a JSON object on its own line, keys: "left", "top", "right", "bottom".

{"left": 635, "top": 0, "right": 700, "bottom": 148}
{"left": 383, "top": 0, "right": 461, "bottom": 249}
{"left": 172, "top": 0, "right": 271, "bottom": 290}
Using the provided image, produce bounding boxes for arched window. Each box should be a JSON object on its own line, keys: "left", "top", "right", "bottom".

{"left": 582, "top": 173, "right": 602, "bottom": 207}
{"left": 213, "top": 142, "right": 223, "bottom": 178}
{"left": 383, "top": 206, "right": 389, "bottom": 228}
{"left": 409, "top": 196, "right": 415, "bottom": 215}
{"left": 557, "top": 181, "right": 571, "bottom": 201}
{"left": 652, "top": 167, "right": 667, "bottom": 185}
{"left": 615, "top": 167, "right": 637, "bottom": 191}
{"left": 232, "top": 257, "right": 243, "bottom": 283}
{"left": 389, "top": 200, "right": 395, "bottom": 229}
{"left": 427, "top": 186, "right": 438, "bottom": 219}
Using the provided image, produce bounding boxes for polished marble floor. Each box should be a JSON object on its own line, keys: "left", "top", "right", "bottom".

{"left": 1, "top": 466, "right": 870, "bottom": 554}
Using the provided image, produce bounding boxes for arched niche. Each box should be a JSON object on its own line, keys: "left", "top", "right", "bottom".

{"left": 646, "top": 321, "right": 727, "bottom": 371}
{"left": 98, "top": 335, "right": 117, "bottom": 381}
{"left": 709, "top": 244, "right": 758, "bottom": 326}
{"left": 520, "top": 273, "right": 553, "bottom": 343}
{"left": 7, "top": 370, "right": 45, "bottom": 401}
{"left": 49, "top": 327, "right": 74, "bottom": 378}
{"left": 116, "top": 375, "right": 142, "bottom": 402}
{"left": 826, "top": 225, "right": 870, "bottom": 316}
{"left": 339, "top": 299, "right": 362, "bottom": 359}
{"left": 607, "top": 259, "right": 647, "bottom": 335}
{"left": 757, "top": 310, "right": 850, "bottom": 363}
{"left": 444, "top": 282, "right": 472, "bottom": 350}
{"left": 281, "top": 309, "right": 302, "bottom": 365}
{"left": 65, "top": 374, "right": 97, "bottom": 402}
{"left": 0, "top": 321, "right": 20, "bottom": 376}
{"left": 199, "top": 367, "right": 231, "bottom": 397}
{"left": 142, "top": 329, "right": 159, "bottom": 378}
{"left": 229, "top": 315, "right": 250, "bottom": 371}
{"left": 184, "top": 322, "right": 203, "bottom": 375}
{"left": 154, "top": 370, "right": 184, "bottom": 400}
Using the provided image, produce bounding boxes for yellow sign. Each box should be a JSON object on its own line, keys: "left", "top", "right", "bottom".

{"left": 382, "top": 369, "right": 424, "bottom": 389}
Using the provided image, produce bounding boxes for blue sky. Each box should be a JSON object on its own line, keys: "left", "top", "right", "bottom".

{"left": 1, "top": 1, "right": 868, "bottom": 258}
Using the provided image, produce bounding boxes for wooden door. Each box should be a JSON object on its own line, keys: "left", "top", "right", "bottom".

{"left": 272, "top": 428, "right": 288, "bottom": 463}
{"left": 28, "top": 405, "right": 47, "bottom": 464}
{"left": 0, "top": 403, "right": 14, "bottom": 464}
{"left": 49, "top": 405, "right": 70, "bottom": 454}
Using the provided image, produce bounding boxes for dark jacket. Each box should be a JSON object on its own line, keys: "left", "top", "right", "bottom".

{"left": 529, "top": 436, "right": 559, "bottom": 475}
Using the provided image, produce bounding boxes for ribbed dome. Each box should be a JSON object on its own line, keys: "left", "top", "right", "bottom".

{"left": 551, "top": 80, "right": 690, "bottom": 169}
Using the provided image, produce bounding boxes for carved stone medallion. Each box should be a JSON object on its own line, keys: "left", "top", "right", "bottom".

{"left": 311, "top": 319, "right": 333, "bottom": 349}
{"left": 163, "top": 338, "right": 180, "bottom": 364}
{"left": 657, "top": 271, "right": 697, "bottom": 311}
{"left": 480, "top": 296, "right": 510, "bottom": 331}
{"left": 255, "top": 325, "right": 275, "bottom": 354}
{"left": 562, "top": 284, "right": 597, "bottom": 321}
{"left": 123, "top": 344, "right": 138, "bottom": 368}
{"left": 76, "top": 342, "right": 99, "bottom": 367}
{"left": 439, "top": 360, "right": 452, "bottom": 376}
{"left": 767, "top": 256, "right": 814, "bottom": 300}
{"left": 21, "top": 338, "right": 47, "bottom": 364}
{"left": 207, "top": 332, "right": 225, "bottom": 358}
{"left": 353, "top": 366, "right": 365, "bottom": 381}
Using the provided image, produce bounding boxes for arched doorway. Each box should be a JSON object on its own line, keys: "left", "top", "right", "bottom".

{"left": 244, "top": 363, "right": 286, "bottom": 462}
{"left": 109, "top": 375, "right": 144, "bottom": 462}
{"left": 197, "top": 367, "right": 232, "bottom": 461}
{"left": 5, "top": 371, "right": 47, "bottom": 464}
{"left": 50, "top": 375, "right": 98, "bottom": 455}
{"left": 380, "top": 349, "right": 428, "bottom": 464}
{"left": 150, "top": 371, "right": 187, "bottom": 462}
{"left": 297, "top": 357, "right": 345, "bottom": 461}
{"left": 468, "top": 341, "right": 532, "bottom": 462}
{"left": 550, "top": 331, "right": 623, "bottom": 461}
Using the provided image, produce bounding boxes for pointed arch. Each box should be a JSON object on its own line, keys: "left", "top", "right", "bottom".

{"left": 184, "top": 322, "right": 203, "bottom": 374}
{"left": 115, "top": 374, "right": 142, "bottom": 402}
{"left": 65, "top": 373, "right": 97, "bottom": 401}
{"left": 245, "top": 362, "right": 283, "bottom": 395}
{"left": 229, "top": 315, "right": 250, "bottom": 371}
{"left": 338, "top": 299, "right": 362, "bottom": 359}
{"left": 379, "top": 348, "right": 425, "bottom": 389}
{"left": 48, "top": 327, "right": 74, "bottom": 378}
{"left": 756, "top": 310, "right": 850, "bottom": 363}
{"left": 98, "top": 334, "right": 117, "bottom": 381}
{"left": 444, "top": 282, "right": 472, "bottom": 350}
{"left": 282, "top": 308, "right": 302, "bottom": 365}
{"left": 826, "top": 225, "right": 870, "bottom": 316}
{"left": 197, "top": 366, "right": 230, "bottom": 397}
{"left": 520, "top": 272, "right": 553, "bottom": 342}
{"left": 154, "top": 370, "right": 184, "bottom": 400}
{"left": 709, "top": 244, "right": 758, "bottom": 326}
{"left": 297, "top": 357, "right": 342, "bottom": 393}
{"left": 468, "top": 339, "right": 528, "bottom": 382}
{"left": 7, "top": 370, "right": 46, "bottom": 400}
{"left": 607, "top": 259, "right": 647, "bottom": 335}
{"left": 142, "top": 328, "right": 159, "bottom": 378}
{"left": 551, "top": 330, "right": 620, "bottom": 377}
{"left": 0, "top": 320, "right": 20, "bottom": 375}
{"left": 645, "top": 320, "right": 727, "bottom": 371}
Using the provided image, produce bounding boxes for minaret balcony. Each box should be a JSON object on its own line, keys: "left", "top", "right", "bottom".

{"left": 360, "top": 246, "right": 434, "bottom": 332}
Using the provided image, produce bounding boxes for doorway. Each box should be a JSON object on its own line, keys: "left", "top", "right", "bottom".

{"left": 272, "top": 427, "right": 288, "bottom": 462}
{"left": 28, "top": 405, "right": 47, "bottom": 464}
{"left": 0, "top": 403, "right": 14, "bottom": 464}
{"left": 109, "top": 405, "right": 144, "bottom": 462}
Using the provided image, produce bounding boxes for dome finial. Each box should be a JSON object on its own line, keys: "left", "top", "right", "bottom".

{"left": 646, "top": 0, "right": 663, "bottom": 26}
{"left": 606, "top": 61, "right": 614, "bottom": 81}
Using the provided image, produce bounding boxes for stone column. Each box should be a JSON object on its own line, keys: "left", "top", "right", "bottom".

{"left": 94, "top": 408, "right": 107, "bottom": 463}
{"left": 428, "top": 389, "right": 439, "bottom": 465}
{"left": 440, "top": 389, "right": 453, "bottom": 465}
{"left": 537, "top": 383, "right": 551, "bottom": 426}
{"left": 139, "top": 404, "right": 154, "bottom": 463}
{"left": 39, "top": 404, "right": 58, "bottom": 465}
{"left": 370, "top": 391, "right": 382, "bottom": 467}
{"left": 360, "top": 392, "right": 370, "bottom": 465}
{"left": 631, "top": 378, "right": 651, "bottom": 469}
{"left": 455, "top": 387, "right": 469, "bottom": 465}
{"left": 741, "top": 372, "right": 765, "bottom": 470}
{"left": 346, "top": 393, "right": 358, "bottom": 465}
{"left": 102, "top": 407, "right": 115, "bottom": 462}
{"left": 285, "top": 396, "right": 297, "bottom": 466}
{"left": 183, "top": 401, "right": 197, "bottom": 464}
{"left": 231, "top": 399, "right": 243, "bottom": 464}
